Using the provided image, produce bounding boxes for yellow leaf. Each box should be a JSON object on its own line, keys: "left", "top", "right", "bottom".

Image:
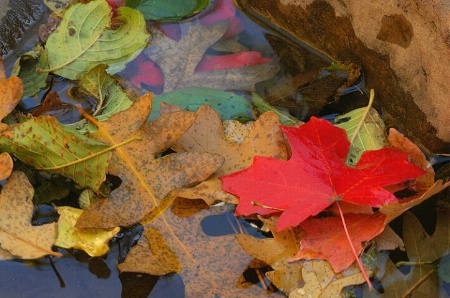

{"left": 0, "top": 171, "right": 61, "bottom": 259}
{"left": 55, "top": 206, "right": 119, "bottom": 257}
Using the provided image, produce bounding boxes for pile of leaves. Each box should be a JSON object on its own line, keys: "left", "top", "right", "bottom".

{"left": 1, "top": 0, "right": 450, "bottom": 297}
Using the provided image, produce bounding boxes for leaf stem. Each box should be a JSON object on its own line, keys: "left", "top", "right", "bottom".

{"left": 395, "top": 260, "right": 433, "bottom": 267}
{"left": 335, "top": 201, "right": 373, "bottom": 290}
{"left": 349, "top": 89, "right": 375, "bottom": 145}
{"left": 251, "top": 201, "right": 284, "bottom": 211}
{"left": 402, "top": 268, "right": 435, "bottom": 298}
{"left": 37, "top": 136, "right": 141, "bottom": 171}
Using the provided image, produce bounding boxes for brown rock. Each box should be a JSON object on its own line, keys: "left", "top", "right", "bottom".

{"left": 237, "top": 0, "right": 450, "bottom": 151}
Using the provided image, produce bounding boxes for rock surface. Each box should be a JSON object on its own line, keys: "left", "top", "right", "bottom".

{"left": 238, "top": 0, "right": 450, "bottom": 151}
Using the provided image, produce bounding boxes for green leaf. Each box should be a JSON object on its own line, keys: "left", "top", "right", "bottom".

{"left": 335, "top": 107, "right": 385, "bottom": 166}
{"left": 43, "top": 0, "right": 76, "bottom": 14}
{"left": 80, "top": 64, "right": 134, "bottom": 121}
{"left": 150, "top": 87, "right": 253, "bottom": 121}
{"left": 251, "top": 92, "right": 299, "bottom": 126}
{"left": 0, "top": 116, "right": 112, "bottom": 191}
{"left": 11, "top": 45, "right": 49, "bottom": 97}
{"left": 43, "top": 0, "right": 149, "bottom": 80}
{"left": 126, "top": 0, "right": 209, "bottom": 21}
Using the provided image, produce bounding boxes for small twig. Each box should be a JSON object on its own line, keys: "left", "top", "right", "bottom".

{"left": 251, "top": 201, "right": 284, "bottom": 211}
{"left": 402, "top": 269, "right": 435, "bottom": 298}
{"left": 336, "top": 201, "right": 373, "bottom": 290}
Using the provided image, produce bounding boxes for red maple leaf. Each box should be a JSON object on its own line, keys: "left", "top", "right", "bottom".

{"left": 293, "top": 213, "right": 386, "bottom": 272}
{"left": 221, "top": 117, "right": 425, "bottom": 231}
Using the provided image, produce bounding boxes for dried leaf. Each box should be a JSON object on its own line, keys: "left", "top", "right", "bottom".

{"left": 76, "top": 94, "right": 224, "bottom": 228}
{"left": 223, "top": 120, "right": 253, "bottom": 144}
{"left": 374, "top": 225, "right": 404, "bottom": 251}
{"left": 54, "top": 206, "right": 120, "bottom": 257}
{"left": 0, "top": 171, "right": 61, "bottom": 259}
{"left": 144, "top": 22, "right": 278, "bottom": 92}
{"left": 0, "top": 116, "right": 112, "bottom": 191}
{"left": 169, "top": 105, "right": 287, "bottom": 205}
{"left": 0, "top": 60, "right": 23, "bottom": 130}
{"left": 43, "top": 0, "right": 149, "bottom": 79}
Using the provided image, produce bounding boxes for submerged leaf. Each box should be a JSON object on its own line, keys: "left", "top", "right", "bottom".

{"left": 54, "top": 206, "right": 120, "bottom": 257}
{"left": 43, "top": 0, "right": 149, "bottom": 79}
{"left": 251, "top": 92, "right": 299, "bottom": 126}
{"left": 0, "top": 172, "right": 61, "bottom": 259}
{"left": 0, "top": 116, "right": 112, "bottom": 191}
{"left": 149, "top": 87, "right": 253, "bottom": 121}
{"left": 128, "top": 0, "right": 209, "bottom": 21}
{"left": 145, "top": 22, "right": 278, "bottom": 92}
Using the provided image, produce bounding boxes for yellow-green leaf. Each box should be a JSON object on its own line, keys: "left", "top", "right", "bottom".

{"left": 43, "top": 0, "right": 149, "bottom": 80}
{"left": 55, "top": 206, "right": 120, "bottom": 257}
{"left": 0, "top": 116, "right": 112, "bottom": 191}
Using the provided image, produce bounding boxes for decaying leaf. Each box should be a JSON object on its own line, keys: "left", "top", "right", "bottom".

{"left": 43, "top": 0, "right": 149, "bottom": 79}
{"left": 0, "top": 171, "right": 61, "bottom": 259}
{"left": 54, "top": 206, "right": 120, "bottom": 257}
{"left": 144, "top": 22, "right": 279, "bottom": 92}
{"left": 374, "top": 225, "right": 404, "bottom": 251}
{"left": 0, "top": 116, "right": 112, "bottom": 191}
{"left": 366, "top": 211, "right": 450, "bottom": 297}
{"left": 76, "top": 94, "right": 224, "bottom": 228}
{"left": 236, "top": 216, "right": 303, "bottom": 295}
{"left": 0, "top": 152, "right": 13, "bottom": 180}
{"left": 120, "top": 202, "right": 275, "bottom": 297}
{"left": 168, "top": 105, "right": 287, "bottom": 205}
{"left": 223, "top": 119, "right": 254, "bottom": 144}
{"left": 290, "top": 260, "right": 369, "bottom": 298}
{"left": 0, "top": 59, "right": 23, "bottom": 131}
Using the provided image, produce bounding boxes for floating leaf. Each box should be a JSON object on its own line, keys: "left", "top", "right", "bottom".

{"left": 167, "top": 105, "right": 287, "bottom": 206}
{"left": 251, "top": 92, "right": 299, "bottom": 126}
{"left": 149, "top": 87, "right": 253, "bottom": 121}
{"left": 0, "top": 116, "right": 112, "bottom": 191}
{"left": 0, "top": 171, "right": 61, "bottom": 259}
{"left": 76, "top": 94, "right": 224, "bottom": 228}
{"left": 11, "top": 45, "right": 49, "bottom": 97}
{"left": 127, "top": 0, "right": 209, "bottom": 21}
{"left": 54, "top": 206, "right": 120, "bottom": 257}
{"left": 43, "top": 0, "right": 149, "bottom": 79}
{"left": 0, "top": 60, "right": 23, "bottom": 131}
{"left": 335, "top": 107, "right": 385, "bottom": 165}
{"left": 43, "top": 0, "right": 76, "bottom": 14}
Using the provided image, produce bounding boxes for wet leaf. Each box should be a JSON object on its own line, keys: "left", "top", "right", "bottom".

{"left": 223, "top": 120, "right": 253, "bottom": 143}
{"left": 374, "top": 225, "right": 404, "bottom": 251}
{"left": 33, "top": 175, "right": 70, "bottom": 204}
{"left": 0, "top": 171, "right": 61, "bottom": 259}
{"left": 149, "top": 87, "right": 253, "bottom": 121}
{"left": 76, "top": 94, "right": 224, "bottom": 228}
{"left": 335, "top": 107, "right": 385, "bottom": 165}
{"left": 236, "top": 216, "right": 303, "bottom": 295}
{"left": 290, "top": 260, "right": 369, "bottom": 298}
{"left": 31, "top": 91, "right": 64, "bottom": 117}
{"left": 0, "top": 116, "right": 112, "bottom": 191}
{"left": 43, "top": 0, "right": 76, "bottom": 14}
{"left": 43, "top": 0, "right": 149, "bottom": 80}
{"left": 119, "top": 202, "right": 274, "bottom": 297}
{"left": 0, "top": 152, "right": 13, "bottom": 180}
{"left": 79, "top": 64, "right": 134, "bottom": 121}
{"left": 11, "top": 45, "right": 49, "bottom": 97}
{"left": 221, "top": 117, "right": 425, "bottom": 231}
{"left": 168, "top": 105, "right": 287, "bottom": 205}
{"left": 54, "top": 206, "right": 120, "bottom": 257}
{"left": 144, "top": 22, "right": 278, "bottom": 92}
{"left": 127, "top": 0, "right": 209, "bottom": 21}
{"left": 0, "top": 59, "right": 23, "bottom": 131}
{"left": 292, "top": 213, "right": 385, "bottom": 272}
{"left": 366, "top": 211, "right": 450, "bottom": 297}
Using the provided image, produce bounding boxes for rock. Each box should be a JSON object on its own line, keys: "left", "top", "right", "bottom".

{"left": 237, "top": 0, "right": 450, "bottom": 151}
